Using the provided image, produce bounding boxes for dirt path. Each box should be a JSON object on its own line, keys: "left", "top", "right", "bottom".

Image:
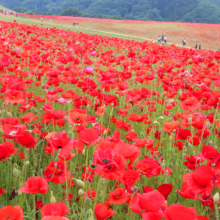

{"left": 1, "top": 14, "right": 192, "bottom": 49}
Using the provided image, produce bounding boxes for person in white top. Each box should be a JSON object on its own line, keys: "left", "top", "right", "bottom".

{"left": 41, "top": 17, "right": 43, "bottom": 22}
{"left": 164, "top": 36, "right": 167, "bottom": 43}
{"left": 158, "top": 36, "right": 161, "bottom": 42}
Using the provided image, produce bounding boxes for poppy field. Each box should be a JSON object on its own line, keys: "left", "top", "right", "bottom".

{"left": 19, "top": 14, "right": 220, "bottom": 50}
{"left": 0, "top": 18, "right": 220, "bottom": 220}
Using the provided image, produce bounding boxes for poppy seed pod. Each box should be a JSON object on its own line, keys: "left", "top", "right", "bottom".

{"left": 50, "top": 191, "right": 56, "bottom": 203}
{"left": 78, "top": 189, "right": 84, "bottom": 197}
{"left": 213, "top": 192, "right": 219, "bottom": 205}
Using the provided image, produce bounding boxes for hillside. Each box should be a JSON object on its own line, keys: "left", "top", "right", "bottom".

{"left": 0, "top": 0, "right": 220, "bottom": 23}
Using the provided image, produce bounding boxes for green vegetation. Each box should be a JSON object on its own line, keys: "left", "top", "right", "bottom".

{"left": 0, "top": 0, "right": 220, "bottom": 23}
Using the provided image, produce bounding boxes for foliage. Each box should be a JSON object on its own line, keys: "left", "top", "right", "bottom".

{"left": 0, "top": 0, "right": 220, "bottom": 23}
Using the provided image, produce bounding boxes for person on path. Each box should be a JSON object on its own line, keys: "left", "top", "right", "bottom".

{"left": 41, "top": 17, "right": 43, "bottom": 22}
{"left": 164, "top": 36, "right": 167, "bottom": 43}
{"left": 195, "top": 41, "right": 198, "bottom": 49}
{"left": 182, "top": 38, "right": 186, "bottom": 46}
{"left": 158, "top": 36, "right": 161, "bottom": 42}
{"left": 199, "top": 43, "right": 201, "bottom": 49}
{"left": 162, "top": 35, "right": 164, "bottom": 41}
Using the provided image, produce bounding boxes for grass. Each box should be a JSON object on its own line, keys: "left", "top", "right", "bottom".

{"left": 0, "top": 13, "right": 148, "bottom": 42}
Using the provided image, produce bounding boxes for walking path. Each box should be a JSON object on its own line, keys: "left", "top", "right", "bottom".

{"left": 0, "top": 14, "right": 192, "bottom": 49}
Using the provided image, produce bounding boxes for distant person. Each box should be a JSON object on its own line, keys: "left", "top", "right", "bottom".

{"left": 199, "top": 43, "right": 201, "bottom": 49}
{"left": 162, "top": 35, "right": 164, "bottom": 41}
{"left": 76, "top": 22, "right": 78, "bottom": 28}
{"left": 50, "top": 19, "right": 52, "bottom": 23}
{"left": 195, "top": 41, "right": 197, "bottom": 49}
{"left": 182, "top": 38, "right": 186, "bottom": 46}
{"left": 158, "top": 36, "right": 161, "bottom": 42}
{"left": 164, "top": 36, "right": 167, "bottom": 43}
{"left": 41, "top": 17, "right": 43, "bottom": 22}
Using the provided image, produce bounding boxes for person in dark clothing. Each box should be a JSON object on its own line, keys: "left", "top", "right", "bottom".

{"left": 199, "top": 43, "right": 201, "bottom": 49}
{"left": 182, "top": 38, "right": 186, "bottom": 46}
{"left": 195, "top": 41, "right": 198, "bottom": 49}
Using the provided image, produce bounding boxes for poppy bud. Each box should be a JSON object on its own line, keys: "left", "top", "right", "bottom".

{"left": 188, "top": 117, "right": 192, "bottom": 124}
{"left": 173, "top": 129, "right": 176, "bottom": 133}
{"left": 78, "top": 189, "right": 84, "bottom": 197}
{"left": 50, "top": 191, "right": 56, "bottom": 203}
{"left": 211, "top": 163, "right": 216, "bottom": 167}
{"left": 6, "top": 112, "right": 12, "bottom": 117}
{"left": 28, "top": 130, "right": 33, "bottom": 133}
{"left": 103, "top": 130, "right": 108, "bottom": 135}
{"left": 0, "top": 128, "right": 3, "bottom": 135}
{"left": 188, "top": 143, "right": 192, "bottom": 148}
{"left": 213, "top": 192, "right": 219, "bottom": 205}
{"left": 54, "top": 157, "right": 59, "bottom": 162}
{"left": 72, "top": 214, "right": 78, "bottom": 219}
{"left": 82, "top": 149, "right": 86, "bottom": 155}
{"left": 72, "top": 126, "right": 77, "bottom": 133}
{"left": 158, "top": 116, "right": 164, "bottom": 120}
{"left": 74, "top": 179, "right": 84, "bottom": 187}
{"left": 13, "top": 168, "right": 21, "bottom": 178}
{"left": 18, "top": 191, "right": 22, "bottom": 196}
{"left": 206, "top": 121, "right": 210, "bottom": 129}
{"left": 153, "top": 121, "right": 159, "bottom": 124}
{"left": 68, "top": 130, "right": 74, "bottom": 138}
{"left": 209, "top": 140, "right": 213, "bottom": 144}
{"left": 85, "top": 197, "right": 91, "bottom": 206}
{"left": 24, "top": 161, "right": 29, "bottom": 166}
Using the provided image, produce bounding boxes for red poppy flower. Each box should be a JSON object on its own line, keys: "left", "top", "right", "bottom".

{"left": 135, "top": 156, "right": 161, "bottom": 177}
{"left": 157, "top": 183, "right": 173, "bottom": 200}
{"left": 164, "top": 204, "right": 208, "bottom": 220}
{"left": 186, "top": 165, "right": 217, "bottom": 195}
{"left": 41, "top": 217, "right": 69, "bottom": 220}
{"left": 184, "top": 154, "right": 204, "bottom": 170}
{"left": 93, "top": 148, "right": 127, "bottom": 180}
{"left": 108, "top": 187, "right": 128, "bottom": 204}
{"left": 44, "top": 160, "right": 71, "bottom": 184}
{"left": 36, "top": 200, "right": 44, "bottom": 211}
{"left": 0, "top": 205, "right": 24, "bottom": 220}
{"left": 19, "top": 177, "right": 48, "bottom": 194}
{"left": 0, "top": 187, "right": 7, "bottom": 196}
{"left": 41, "top": 202, "right": 69, "bottom": 217}
{"left": 2, "top": 124, "right": 26, "bottom": 139}
{"left": 16, "top": 132, "right": 37, "bottom": 149}
{"left": 130, "top": 191, "right": 165, "bottom": 220}
{"left": 78, "top": 128, "right": 101, "bottom": 146}
{"left": 180, "top": 97, "right": 200, "bottom": 111}
{"left": 120, "top": 169, "right": 140, "bottom": 193}
{"left": 176, "top": 181, "right": 198, "bottom": 200}
{"left": 94, "top": 202, "right": 115, "bottom": 220}
{"left": 0, "top": 141, "right": 17, "bottom": 161}
{"left": 115, "top": 143, "right": 140, "bottom": 162}
{"left": 83, "top": 190, "right": 97, "bottom": 200}
{"left": 163, "top": 121, "right": 180, "bottom": 133}
{"left": 69, "top": 110, "right": 87, "bottom": 124}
